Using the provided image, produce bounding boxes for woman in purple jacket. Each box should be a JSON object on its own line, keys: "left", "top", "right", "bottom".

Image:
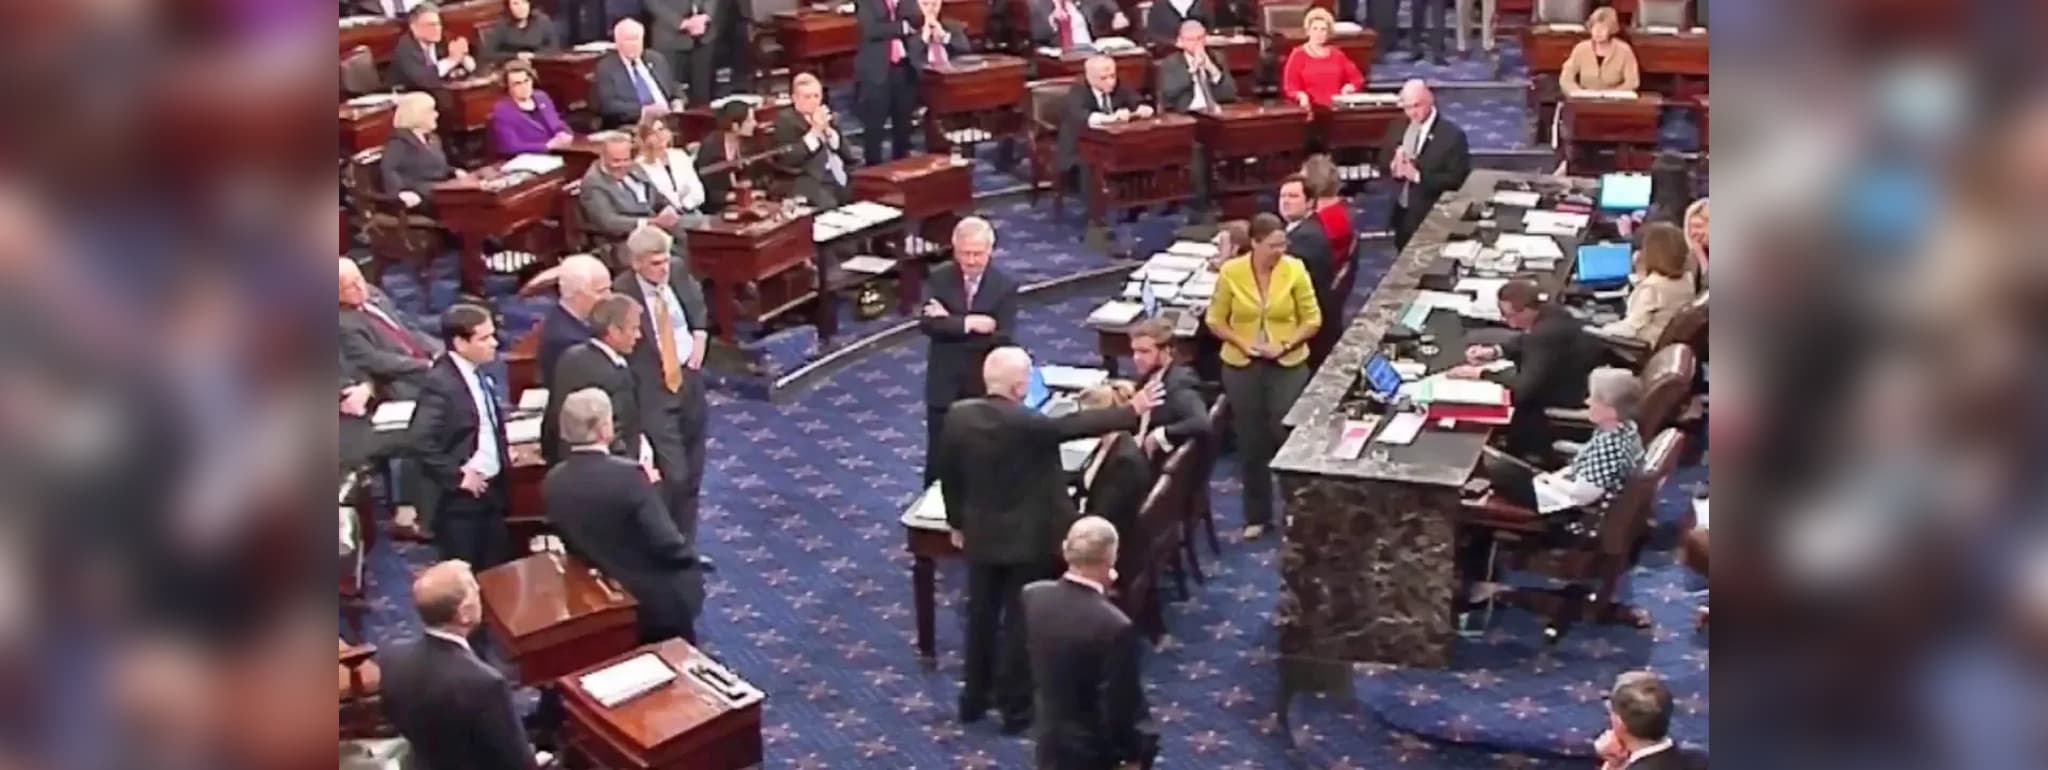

{"left": 488, "top": 60, "right": 574, "bottom": 156}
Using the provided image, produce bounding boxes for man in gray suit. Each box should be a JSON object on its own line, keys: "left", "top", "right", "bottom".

{"left": 611, "top": 225, "right": 717, "bottom": 571}
{"left": 339, "top": 257, "right": 444, "bottom": 400}
{"left": 577, "top": 132, "right": 692, "bottom": 267}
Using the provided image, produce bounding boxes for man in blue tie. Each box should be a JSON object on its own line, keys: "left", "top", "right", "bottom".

{"left": 595, "top": 18, "right": 682, "bottom": 128}
{"left": 408, "top": 304, "right": 515, "bottom": 569}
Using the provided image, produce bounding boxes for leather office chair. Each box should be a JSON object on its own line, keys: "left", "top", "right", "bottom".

{"left": 1549, "top": 342, "right": 1695, "bottom": 444}
{"left": 1183, "top": 395, "right": 1228, "bottom": 558}
{"left": 1261, "top": 3, "right": 1310, "bottom": 34}
{"left": 1121, "top": 470, "right": 1178, "bottom": 641}
{"left": 343, "top": 149, "right": 441, "bottom": 290}
{"left": 341, "top": 45, "right": 383, "bottom": 97}
{"left": 1598, "top": 289, "right": 1708, "bottom": 366}
{"left": 1027, "top": 80, "right": 1072, "bottom": 215}
{"left": 1634, "top": 0, "right": 1690, "bottom": 29}
{"left": 1532, "top": 0, "right": 1590, "bottom": 25}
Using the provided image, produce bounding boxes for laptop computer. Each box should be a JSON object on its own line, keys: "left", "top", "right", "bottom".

{"left": 1360, "top": 352, "right": 1404, "bottom": 399}
{"left": 1024, "top": 366, "right": 1053, "bottom": 411}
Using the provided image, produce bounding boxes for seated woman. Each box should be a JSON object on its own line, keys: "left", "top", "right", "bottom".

{"left": 695, "top": 100, "right": 757, "bottom": 215}
{"left": 1534, "top": 367, "right": 1647, "bottom": 511}
{"left": 1594, "top": 221, "right": 1697, "bottom": 346}
{"left": 1073, "top": 381, "right": 1156, "bottom": 589}
{"left": 1281, "top": 8, "right": 1364, "bottom": 110}
{"left": 482, "top": 0, "right": 561, "bottom": 64}
{"left": 381, "top": 92, "right": 466, "bottom": 212}
{"left": 634, "top": 113, "right": 707, "bottom": 213}
{"left": 1552, "top": 6, "right": 1640, "bottom": 147}
{"left": 1684, "top": 197, "right": 1709, "bottom": 282}
{"left": 487, "top": 60, "right": 574, "bottom": 156}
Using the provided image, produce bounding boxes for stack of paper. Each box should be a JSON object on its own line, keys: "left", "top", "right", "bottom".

{"left": 711, "top": 94, "right": 763, "bottom": 109}
{"left": 346, "top": 93, "right": 399, "bottom": 108}
{"left": 840, "top": 255, "right": 895, "bottom": 274}
{"left": 1545, "top": 22, "right": 1586, "bottom": 32}
{"left": 1489, "top": 190, "right": 1540, "bottom": 208}
{"left": 573, "top": 41, "right": 617, "bottom": 53}
{"left": 1334, "top": 21, "right": 1366, "bottom": 34}
{"left": 1399, "top": 375, "right": 1507, "bottom": 405}
{"left": 1332, "top": 91, "right": 1397, "bottom": 107}
{"left": 1374, "top": 411, "right": 1427, "bottom": 445}
{"left": 907, "top": 482, "right": 947, "bottom": 522}
{"left": 1091, "top": 37, "right": 1138, "bottom": 52}
{"left": 1494, "top": 233, "right": 1563, "bottom": 260}
{"left": 503, "top": 154, "right": 565, "bottom": 175}
{"left": 1576, "top": 89, "right": 1639, "bottom": 100}
{"left": 1166, "top": 240, "right": 1218, "bottom": 258}
{"left": 1144, "top": 253, "right": 1208, "bottom": 274}
{"left": 1523, "top": 210, "right": 1590, "bottom": 236}
{"left": 1035, "top": 45, "right": 1063, "bottom": 57}
{"left": 1040, "top": 365, "right": 1109, "bottom": 391}
{"left": 1441, "top": 240, "right": 1483, "bottom": 261}
{"left": 372, "top": 401, "right": 415, "bottom": 432}
{"left": 812, "top": 220, "right": 848, "bottom": 242}
{"left": 840, "top": 201, "right": 903, "bottom": 225}
{"left": 1642, "top": 25, "right": 1682, "bottom": 34}
{"left": 1139, "top": 266, "right": 1192, "bottom": 284}
{"left": 1454, "top": 277, "right": 1509, "bottom": 320}
{"left": 1179, "top": 273, "right": 1217, "bottom": 300}
{"left": 578, "top": 654, "right": 678, "bottom": 708}
{"left": 1060, "top": 436, "right": 1102, "bottom": 472}
{"left": 505, "top": 416, "right": 542, "bottom": 446}
{"left": 1088, "top": 301, "right": 1144, "bottom": 326}
{"left": 516, "top": 388, "right": 549, "bottom": 414}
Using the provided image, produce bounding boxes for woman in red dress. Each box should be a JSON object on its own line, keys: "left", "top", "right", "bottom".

{"left": 1281, "top": 8, "right": 1365, "bottom": 109}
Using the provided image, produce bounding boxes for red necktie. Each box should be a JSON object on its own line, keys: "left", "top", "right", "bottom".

{"left": 887, "top": 1, "right": 905, "bottom": 64}
{"left": 1056, "top": 2, "right": 1074, "bottom": 50}
{"left": 365, "top": 306, "right": 426, "bottom": 359}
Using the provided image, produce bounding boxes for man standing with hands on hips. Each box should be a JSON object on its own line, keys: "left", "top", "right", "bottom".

{"left": 1385, "top": 79, "right": 1472, "bottom": 251}
{"left": 613, "top": 225, "right": 717, "bottom": 571}
{"left": 919, "top": 217, "right": 1019, "bottom": 485}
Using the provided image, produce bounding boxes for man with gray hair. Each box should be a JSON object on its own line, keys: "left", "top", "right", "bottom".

{"left": 919, "top": 216, "right": 1019, "bottom": 484}
{"left": 544, "top": 388, "right": 707, "bottom": 643}
{"left": 1385, "top": 78, "right": 1471, "bottom": 251}
{"left": 937, "top": 346, "right": 1160, "bottom": 731}
{"left": 1594, "top": 670, "right": 1688, "bottom": 769}
{"left": 613, "top": 223, "right": 714, "bottom": 568}
{"left": 536, "top": 253, "right": 615, "bottom": 395}
{"left": 578, "top": 131, "right": 692, "bottom": 266}
{"left": 1021, "top": 516, "right": 1158, "bottom": 769}
{"left": 1058, "top": 54, "right": 1150, "bottom": 249}
{"left": 542, "top": 293, "right": 650, "bottom": 464}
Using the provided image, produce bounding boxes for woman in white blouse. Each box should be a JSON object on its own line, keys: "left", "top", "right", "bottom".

{"left": 1595, "top": 221, "right": 1696, "bottom": 345}
{"left": 632, "top": 113, "right": 707, "bottom": 213}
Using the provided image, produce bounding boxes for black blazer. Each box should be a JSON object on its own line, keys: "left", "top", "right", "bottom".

{"left": 379, "top": 131, "right": 455, "bottom": 201}
{"left": 541, "top": 341, "right": 642, "bottom": 463}
{"left": 1285, "top": 215, "right": 1337, "bottom": 296}
{"left": 378, "top": 636, "right": 535, "bottom": 770}
{"left": 1626, "top": 745, "right": 1702, "bottom": 770}
{"left": 408, "top": 355, "right": 511, "bottom": 495}
{"left": 1028, "top": 0, "right": 1124, "bottom": 47}
{"left": 1057, "top": 82, "right": 1140, "bottom": 172}
{"left": 1502, "top": 304, "right": 1602, "bottom": 412}
{"left": 543, "top": 451, "right": 705, "bottom": 635}
{"left": 1154, "top": 49, "right": 1238, "bottom": 113}
{"left": 647, "top": 0, "right": 716, "bottom": 53}
{"left": 770, "top": 110, "right": 857, "bottom": 208}
{"left": 482, "top": 13, "right": 562, "bottom": 64}
{"left": 612, "top": 270, "right": 710, "bottom": 409}
{"left": 1379, "top": 112, "right": 1474, "bottom": 210}
{"left": 535, "top": 301, "right": 595, "bottom": 394}
{"left": 919, "top": 263, "right": 1019, "bottom": 407}
{"left": 906, "top": 18, "right": 973, "bottom": 73}
{"left": 594, "top": 50, "right": 681, "bottom": 127}
{"left": 1080, "top": 433, "right": 1153, "bottom": 572}
{"left": 694, "top": 130, "right": 742, "bottom": 214}
{"left": 938, "top": 398, "right": 1138, "bottom": 565}
{"left": 1147, "top": 363, "right": 1209, "bottom": 446}
{"left": 1020, "top": 578, "right": 1156, "bottom": 770}
{"left": 854, "top": 0, "right": 918, "bottom": 88}
{"left": 1143, "top": 0, "right": 1213, "bottom": 46}
{"left": 390, "top": 33, "right": 451, "bottom": 95}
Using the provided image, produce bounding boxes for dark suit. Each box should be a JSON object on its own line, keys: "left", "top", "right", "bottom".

{"left": 919, "top": 263, "right": 1019, "bottom": 484}
{"left": 535, "top": 302, "right": 595, "bottom": 395}
{"left": 906, "top": 18, "right": 972, "bottom": 71}
{"left": 647, "top": 0, "right": 721, "bottom": 105}
{"left": 1021, "top": 578, "right": 1156, "bottom": 770}
{"left": 1079, "top": 434, "right": 1153, "bottom": 576}
{"left": 541, "top": 340, "right": 642, "bottom": 463}
{"left": 1625, "top": 744, "right": 1701, "bottom": 770}
{"left": 409, "top": 355, "right": 513, "bottom": 569}
{"left": 1500, "top": 304, "right": 1603, "bottom": 457}
{"left": 1056, "top": 83, "right": 1139, "bottom": 174}
{"left": 576, "top": 162, "right": 690, "bottom": 263}
{"left": 378, "top": 635, "right": 535, "bottom": 770}
{"left": 1142, "top": 363, "right": 1209, "bottom": 448}
{"left": 593, "top": 50, "right": 681, "bottom": 128}
{"left": 1154, "top": 49, "right": 1236, "bottom": 211}
{"left": 481, "top": 14, "right": 562, "bottom": 64}
{"left": 1142, "top": 0, "right": 1212, "bottom": 46}
{"left": 1028, "top": 0, "right": 1123, "bottom": 47}
{"left": 854, "top": 0, "right": 920, "bottom": 162}
{"left": 938, "top": 397, "right": 1139, "bottom": 720}
{"left": 1285, "top": 215, "right": 1341, "bottom": 366}
{"left": 389, "top": 34, "right": 456, "bottom": 96}
{"left": 1381, "top": 111, "right": 1472, "bottom": 250}
{"left": 694, "top": 130, "right": 742, "bottom": 215}
{"left": 544, "top": 451, "right": 705, "bottom": 642}
{"left": 770, "top": 111, "right": 857, "bottom": 208}
{"left": 339, "top": 288, "right": 444, "bottom": 399}
{"left": 378, "top": 131, "right": 455, "bottom": 204}
{"left": 613, "top": 271, "right": 712, "bottom": 548}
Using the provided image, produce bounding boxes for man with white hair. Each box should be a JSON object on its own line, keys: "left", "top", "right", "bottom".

{"left": 1058, "top": 55, "right": 1150, "bottom": 248}
{"left": 593, "top": 18, "right": 683, "bottom": 128}
{"left": 1384, "top": 78, "right": 1471, "bottom": 251}
{"left": 919, "top": 217, "right": 1019, "bottom": 484}
{"left": 536, "top": 253, "right": 615, "bottom": 394}
{"left": 339, "top": 257, "right": 444, "bottom": 400}
{"left": 1022, "top": 517, "right": 1158, "bottom": 770}
{"left": 936, "top": 346, "right": 1161, "bottom": 732}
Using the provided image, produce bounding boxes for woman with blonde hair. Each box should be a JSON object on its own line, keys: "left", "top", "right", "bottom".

{"left": 1552, "top": 6, "right": 1641, "bottom": 149}
{"left": 380, "top": 92, "right": 467, "bottom": 211}
{"left": 1595, "top": 221, "right": 1697, "bottom": 345}
{"left": 1683, "top": 197, "right": 1709, "bottom": 278}
{"left": 1281, "top": 8, "right": 1364, "bottom": 110}
{"left": 633, "top": 113, "right": 707, "bottom": 213}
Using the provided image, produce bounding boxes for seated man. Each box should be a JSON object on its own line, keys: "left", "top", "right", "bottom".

{"left": 1451, "top": 278, "right": 1604, "bottom": 458}
{"left": 1057, "top": 55, "right": 1150, "bottom": 247}
{"left": 577, "top": 132, "right": 691, "bottom": 264}
{"left": 770, "top": 73, "right": 858, "bottom": 208}
{"left": 390, "top": 4, "right": 476, "bottom": 97}
{"left": 593, "top": 18, "right": 684, "bottom": 128}
{"left": 378, "top": 560, "right": 541, "bottom": 770}
{"left": 1029, "top": 0, "right": 1128, "bottom": 49}
{"left": 1154, "top": 20, "right": 1237, "bottom": 223}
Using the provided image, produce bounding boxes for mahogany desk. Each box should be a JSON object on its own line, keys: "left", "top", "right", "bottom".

{"left": 901, "top": 490, "right": 962, "bottom": 663}
{"left": 339, "top": 18, "right": 402, "bottom": 63}
{"left": 774, "top": 9, "right": 860, "bottom": 83}
{"left": 532, "top": 50, "right": 603, "bottom": 115}
{"left": 478, "top": 552, "right": 642, "bottom": 687}
{"left": 1561, "top": 93, "right": 1665, "bottom": 173}
{"left": 1197, "top": 102, "right": 1311, "bottom": 220}
{"left": 1079, "top": 114, "right": 1197, "bottom": 228}
{"left": 1033, "top": 48, "right": 1154, "bottom": 98}
{"left": 559, "top": 640, "right": 765, "bottom": 770}
{"left": 1268, "top": 30, "right": 1378, "bottom": 84}
{"left": 1315, "top": 101, "right": 1402, "bottom": 167}
{"left": 442, "top": 72, "right": 505, "bottom": 136}
{"left": 685, "top": 211, "right": 818, "bottom": 343}
{"left": 340, "top": 100, "right": 396, "bottom": 157}
{"left": 1206, "top": 34, "right": 1263, "bottom": 82}
{"left": 941, "top": 0, "right": 991, "bottom": 39}
{"left": 920, "top": 54, "right": 1029, "bottom": 155}
{"left": 850, "top": 154, "right": 976, "bottom": 315}
{"left": 432, "top": 164, "right": 568, "bottom": 295}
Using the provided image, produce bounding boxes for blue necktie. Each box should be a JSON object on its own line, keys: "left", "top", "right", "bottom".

{"left": 630, "top": 61, "right": 656, "bottom": 106}
{"left": 478, "top": 372, "right": 503, "bottom": 432}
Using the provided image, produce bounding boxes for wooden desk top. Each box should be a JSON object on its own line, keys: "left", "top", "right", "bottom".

{"left": 1200, "top": 102, "right": 1312, "bottom": 121}
{"left": 688, "top": 207, "right": 815, "bottom": 238}
{"left": 431, "top": 161, "right": 566, "bottom": 201}
{"left": 1085, "top": 112, "right": 1197, "bottom": 137}
{"left": 926, "top": 53, "right": 1031, "bottom": 76}
{"left": 478, "top": 552, "right": 640, "bottom": 642}
{"left": 560, "top": 639, "right": 765, "bottom": 770}
{"left": 850, "top": 153, "right": 973, "bottom": 182}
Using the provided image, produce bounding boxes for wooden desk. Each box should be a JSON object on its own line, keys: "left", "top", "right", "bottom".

{"left": 432, "top": 164, "right": 568, "bottom": 294}
{"left": 477, "top": 552, "right": 642, "bottom": 687}
{"left": 774, "top": 9, "right": 860, "bottom": 83}
{"left": 1561, "top": 93, "right": 1665, "bottom": 173}
{"left": 920, "top": 54, "right": 1030, "bottom": 154}
{"left": 340, "top": 100, "right": 397, "bottom": 156}
{"left": 1196, "top": 102, "right": 1311, "bottom": 219}
{"left": 1520, "top": 27, "right": 1578, "bottom": 74}
{"left": 435, "top": 72, "right": 506, "bottom": 141}
{"left": 1207, "top": 35, "right": 1263, "bottom": 82}
{"left": 851, "top": 155, "right": 974, "bottom": 314}
{"left": 1078, "top": 114, "right": 1197, "bottom": 227}
{"left": 559, "top": 640, "right": 765, "bottom": 770}
{"left": 1033, "top": 48, "right": 1154, "bottom": 97}
{"left": 339, "top": 0, "right": 505, "bottom": 63}
{"left": 686, "top": 211, "right": 818, "bottom": 343}
{"left": 339, "top": 17, "right": 402, "bottom": 63}
{"left": 532, "top": 50, "right": 604, "bottom": 115}
{"left": 1631, "top": 31, "right": 1709, "bottom": 77}
{"left": 901, "top": 498, "right": 961, "bottom": 662}
{"left": 1267, "top": 30, "right": 1378, "bottom": 84}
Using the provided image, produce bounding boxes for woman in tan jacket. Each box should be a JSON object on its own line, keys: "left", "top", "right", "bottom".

{"left": 1595, "top": 221, "right": 1696, "bottom": 345}
{"left": 1561, "top": 6, "right": 1641, "bottom": 95}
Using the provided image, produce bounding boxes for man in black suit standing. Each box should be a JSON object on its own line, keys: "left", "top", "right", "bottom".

{"left": 612, "top": 225, "right": 715, "bottom": 568}
{"left": 545, "top": 389, "right": 706, "bottom": 643}
{"left": 1021, "top": 517, "right": 1159, "bottom": 770}
{"left": 390, "top": 4, "right": 477, "bottom": 96}
{"left": 379, "top": 560, "right": 539, "bottom": 770}
{"left": 1594, "top": 671, "right": 1693, "bottom": 769}
{"left": 543, "top": 294, "right": 646, "bottom": 463}
{"left": 593, "top": 19, "right": 683, "bottom": 128}
{"left": 647, "top": 0, "right": 718, "bottom": 105}
{"left": 1154, "top": 20, "right": 1237, "bottom": 222}
{"left": 1278, "top": 174, "right": 1342, "bottom": 366}
{"left": 771, "top": 73, "right": 857, "bottom": 208}
{"left": 1450, "top": 278, "right": 1603, "bottom": 458}
{"left": 535, "top": 254, "right": 614, "bottom": 395}
{"left": 919, "top": 217, "right": 1019, "bottom": 485}
{"left": 853, "top": 0, "right": 920, "bottom": 163}
{"left": 1385, "top": 78, "right": 1472, "bottom": 251}
{"left": 1143, "top": 0, "right": 1210, "bottom": 47}
{"left": 938, "top": 347, "right": 1160, "bottom": 732}
{"left": 1127, "top": 318, "right": 1209, "bottom": 456}
{"left": 408, "top": 303, "right": 513, "bottom": 569}
{"left": 1059, "top": 56, "right": 1149, "bottom": 249}
{"left": 905, "top": 0, "right": 973, "bottom": 71}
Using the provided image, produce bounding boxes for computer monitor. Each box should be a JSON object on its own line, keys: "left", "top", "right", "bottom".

{"left": 1361, "top": 352, "right": 1404, "bottom": 398}
{"left": 1025, "top": 365, "right": 1052, "bottom": 411}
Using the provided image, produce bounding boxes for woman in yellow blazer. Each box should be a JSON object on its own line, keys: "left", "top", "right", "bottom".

{"left": 1204, "top": 213, "right": 1322, "bottom": 539}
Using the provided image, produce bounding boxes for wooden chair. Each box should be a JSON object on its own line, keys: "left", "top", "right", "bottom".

{"left": 1260, "top": 3, "right": 1310, "bottom": 34}
{"left": 343, "top": 149, "right": 442, "bottom": 290}
{"left": 1633, "top": 0, "right": 1691, "bottom": 29}
{"left": 1182, "top": 395, "right": 1228, "bottom": 558}
{"left": 1157, "top": 442, "right": 1207, "bottom": 587}
{"left": 1119, "top": 471, "right": 1178, "bottom": 641}
{"left": 1533, "top": 0, "right": 1591, "bottom": 25}
{"left": 1547, "top": 342, "right": 1696, "bottom": 446}
{"left": 1026, "top": 80, "right": 1071, "bottom": 215}
{"left": 339, "top": 640, "right": 392, "bottom": 740}
{"left": 341, "top": 45, "right": 382, "bottom": 98}
{"left": 1598, "top": 289, "right": 1708, "bottom": 367}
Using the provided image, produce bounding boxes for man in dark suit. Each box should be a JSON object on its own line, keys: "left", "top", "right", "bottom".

{"left": 1595, "top": 671, "right": 1695, "bottom": 769}
{"left": 613, "top": 225, "right": 715, "bottom": 568}
{"left": 905, "top": 0, "right": 973, "bottom": 71}
{"left": 1278, "top": 174, "right": 1342, "bottom": 365}
{"left": 1059, "top": 56, "right": 1149, "bottom": 247}
{"left": 853, "top": 0, "right": 919, "bottom": 163}
{"left": 1127, "top": 318, "right": 1209, "bottom": 456}
{"left": 771, "top": 73, "right": 857, "bottom": 208}
{"left": 1154, "top": 20, "right": 1236, "bottom": 221}
{"left": 339, "top": 258, "right": 444, "bottom": 400}
{"left": 578, "top": 132, "right": 691, "bottom": 264}
{"left": 1451, "top": 278, "right": 1603, "bottom": 458}
{"left": 543, "top": 294, "right": 645, "bottom": 463}
{"left": 694, "top": 101, "right": 757, "bottom": 215}
{"left": 535, "top": 254, "right": 614, "bottom": 395}
{"left": 1029, "top": 0, "right": 1128, "bottom": 48}
{"left": 919, "top": 217, "right": 1019, "bottom": 485}
{"left": 545, "top": 389, "right": 706, "bottom": 643}
{"left": 1021, "top": 517, "right": 1158, "bottom": 770}
{"left": 938, "top": 347, "right": 1160, "bottom": 732}
{"left": 592, "top": 18, "right": 683, "bottom": 128}
{"left": 379, "top": 561, "right": 538, "bottom": 770}
{"left": 408, "top": 304, "right": 514, "bottom": 569}
{"left": 647, "top": 0, "right": 719, "bottom": 105}
{"left": 1144, "top": 0, "right": 1210, "bottom": 45}
{"left": 390, "top": 4, "right": 477, "bottom": 96}
{"left": 1384, "top": 79, "right": 1472, "bottom": 251}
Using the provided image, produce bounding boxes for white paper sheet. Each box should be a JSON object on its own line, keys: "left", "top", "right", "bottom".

{"left": 577, "top": 653, "right": 677, "bottom": 708}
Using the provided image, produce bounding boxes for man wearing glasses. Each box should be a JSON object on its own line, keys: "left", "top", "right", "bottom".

{"left": 409, "top": 303, "right": 515, "bottom": 569}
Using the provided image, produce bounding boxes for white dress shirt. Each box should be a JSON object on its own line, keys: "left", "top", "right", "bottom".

{"left": 450, "top": 354, "right": 502, "bottom": 481}
{"left": 637, "top": 276, "right": 696, "bottom": 366}
{"left": 1063, "top": 572, "right": 1107, "bottom": 595}
{"left": 1186, "top": 55, "right": 1215, "bottom": 111}
{"left": 1054, "top": 0, "right": 1095, "bottom": 46}
{"left": 1085, "top": 88, "right": 1120, "bottom": 127}
{"left": 637, "top": 149, "right": 707, "bottom": 212}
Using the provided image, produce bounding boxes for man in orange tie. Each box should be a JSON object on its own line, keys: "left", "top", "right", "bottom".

{"left": 612, "top": 225, "right": 716, "bottom": 570}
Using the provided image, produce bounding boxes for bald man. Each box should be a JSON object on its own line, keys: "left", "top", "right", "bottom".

{"left": 339, "top": 258, "right": 444, "bottom": 401}
{"left": 1059, "top": 56, "right": 1149, "bottom": 246}
{"left": 378, "top": 561, "right": 539, "bottom": 770}
{"left": 594, "top": 18, "right": 683, "bottom": 128}
{"left": 1383, "top": 79, "right": 1471, "bottom": 250}
{"left": 771, "top": 73, "right": 858, "bottom": 208}
{"left": 936, "top": 346, "right": 1160, "bottom": 731}
{"left": 535, "top": 254, "right": 615, "bottom": 394}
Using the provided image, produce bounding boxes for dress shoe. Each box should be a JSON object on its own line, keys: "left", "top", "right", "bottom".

{"left": 698, "top": 555, "right": 717, "bottom": 573}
